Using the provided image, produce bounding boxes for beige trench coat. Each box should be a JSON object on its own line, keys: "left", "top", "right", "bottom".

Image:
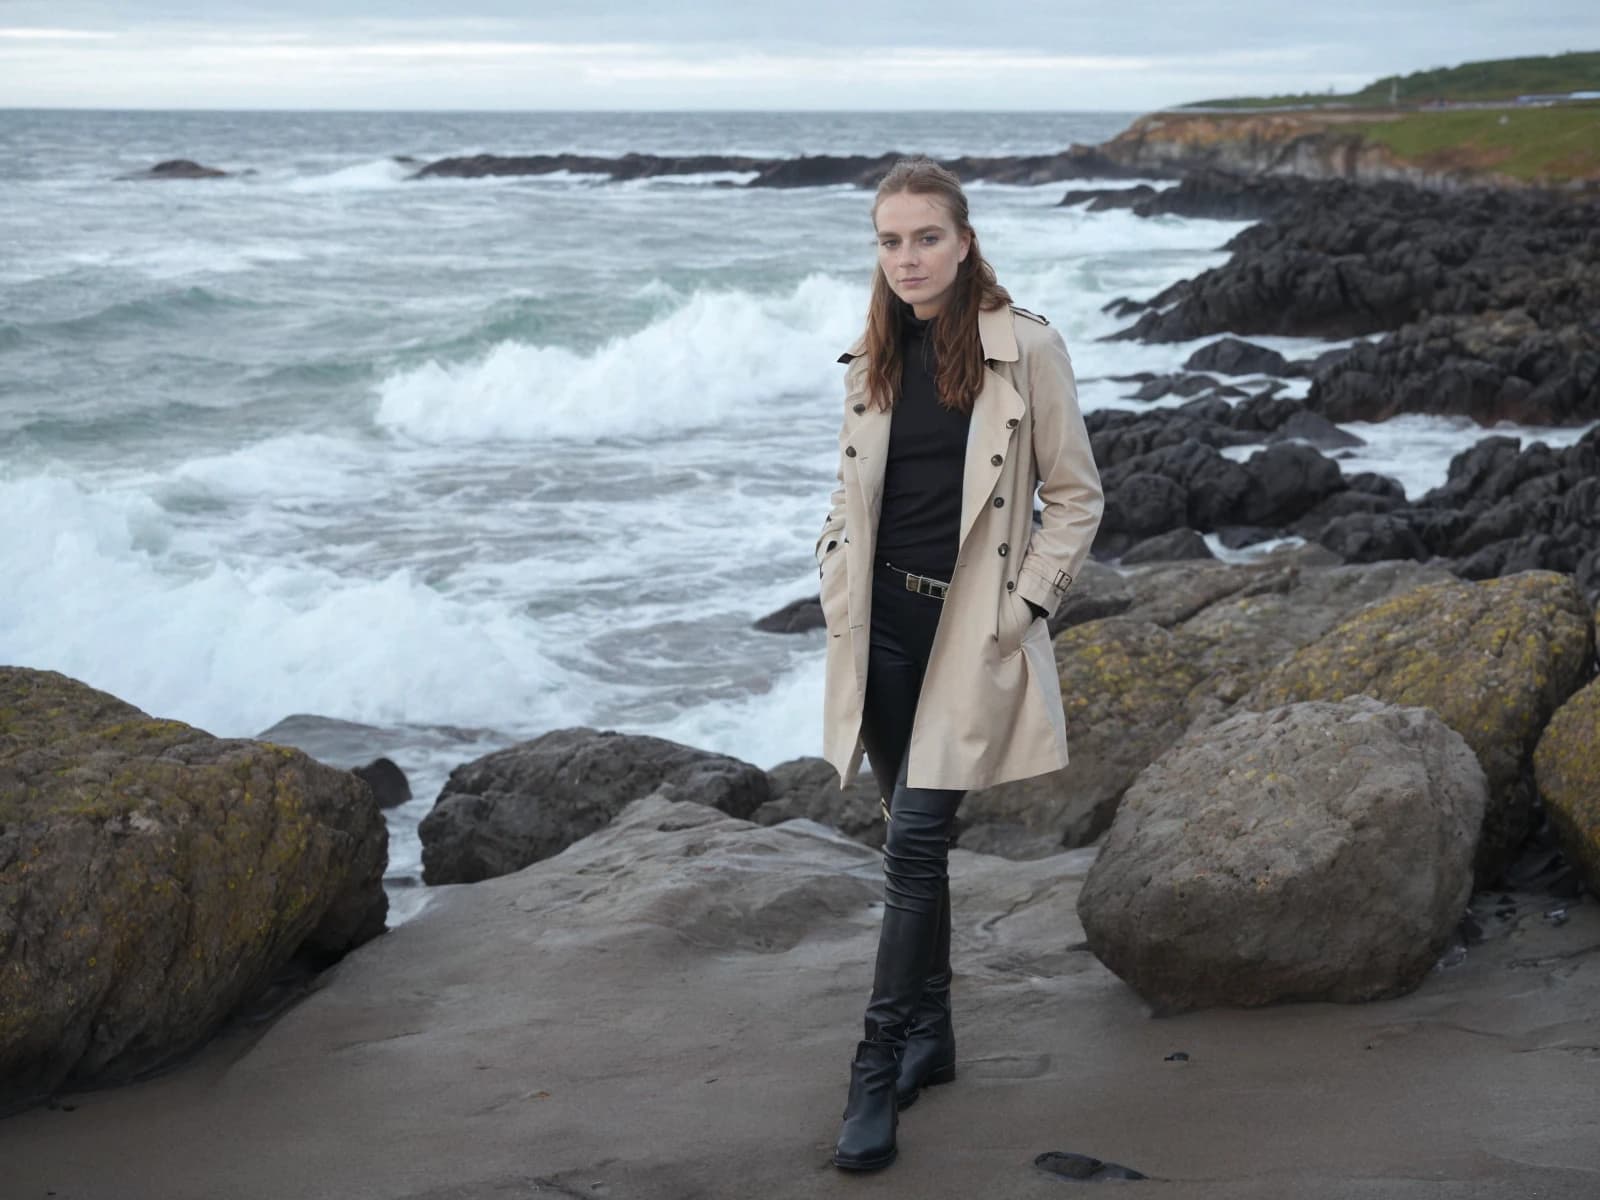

{"left": 815, "top": 303, "right": 1104, "bottom": 791}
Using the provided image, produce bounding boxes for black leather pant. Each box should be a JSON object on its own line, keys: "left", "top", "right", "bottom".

{"left": 856, "top": 563, "right": 965, "bottom": 1041}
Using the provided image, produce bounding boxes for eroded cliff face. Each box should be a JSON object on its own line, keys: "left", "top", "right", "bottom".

{"left": 1098, "top": 111, "right": 1518, "bottom": 189}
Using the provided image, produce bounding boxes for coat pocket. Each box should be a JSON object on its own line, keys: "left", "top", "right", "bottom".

{"left": 995, "top": 589, "right": 1034, "bottom": 659}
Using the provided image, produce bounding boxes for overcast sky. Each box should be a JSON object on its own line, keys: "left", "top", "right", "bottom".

{"left": 0, "top": 2, "right": 1593, "bottom": 110}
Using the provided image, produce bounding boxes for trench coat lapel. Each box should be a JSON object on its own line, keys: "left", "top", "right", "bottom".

{"left": 846, "top": 399, "right": 892, "bottom": 531}
{"left": 958, "top": 306, "right": 1025, "bottom": 552}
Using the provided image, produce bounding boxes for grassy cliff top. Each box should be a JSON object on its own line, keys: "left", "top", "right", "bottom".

{"left": 1183, "top": 51, "right": 1599, "bottom": 110}
{"left": 1120, "top": 101, "right": 1600, "bottom": 184}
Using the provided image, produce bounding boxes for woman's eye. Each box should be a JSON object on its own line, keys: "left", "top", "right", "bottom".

{"left": 921, "top": 235, "right": 939, "bottom": 245}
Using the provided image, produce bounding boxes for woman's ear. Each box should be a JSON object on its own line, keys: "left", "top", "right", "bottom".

{"left": 958, "top": 231, "right": 972, "bottom": 263}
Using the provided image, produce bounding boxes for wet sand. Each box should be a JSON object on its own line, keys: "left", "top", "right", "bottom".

{"left": 5, "top": 796, "right": 1598, "bottom": 1199}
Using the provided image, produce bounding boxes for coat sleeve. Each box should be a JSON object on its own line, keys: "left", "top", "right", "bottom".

{"left": 1014, "top": 327, "right": 1104, "bottom": 617}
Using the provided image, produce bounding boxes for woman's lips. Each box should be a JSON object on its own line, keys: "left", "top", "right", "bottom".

{"left": 900, "top": 277, "right": 926, "bottom": 286}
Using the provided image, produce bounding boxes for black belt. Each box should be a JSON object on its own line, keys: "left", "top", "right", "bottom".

{"left": 877, "top": 558, "right": 949, "bottom": 601}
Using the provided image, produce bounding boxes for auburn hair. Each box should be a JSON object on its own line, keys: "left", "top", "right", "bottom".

{"left": 863, "top": 157, "right": 1011, "bottom": 414}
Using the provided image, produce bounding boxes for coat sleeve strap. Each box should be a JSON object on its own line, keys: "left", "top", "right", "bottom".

{"left": 1014, "top": 328, "right": 1104, "bottom": 616}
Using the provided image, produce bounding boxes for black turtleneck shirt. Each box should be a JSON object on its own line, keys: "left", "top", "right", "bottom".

{"left": 874, "top": 312, "right": 970, "bottom": 581}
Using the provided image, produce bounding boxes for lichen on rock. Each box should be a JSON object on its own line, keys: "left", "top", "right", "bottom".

{"left": 0, "top": 668, "right": 388, "bottom": 1113}
{"left": 1533, "top": 676, "right": 1600, "bottom": 897}
{"left": 1245, "top": 570, "right": 1593, "bottom": 880}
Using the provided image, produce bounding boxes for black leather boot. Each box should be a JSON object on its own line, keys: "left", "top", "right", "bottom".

{"left": 833, "top": 774, "right": 961, "bottom": 1170}
{"left": 832, "top": 1039, "right": 901, "bottom": 1170}
{"left": 896, "top": 874, "right": 956, "bottom": 1109}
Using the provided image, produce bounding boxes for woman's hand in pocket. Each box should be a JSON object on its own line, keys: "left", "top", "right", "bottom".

{"left": 996, "top": 589, "right": 1036, "bottom": 658}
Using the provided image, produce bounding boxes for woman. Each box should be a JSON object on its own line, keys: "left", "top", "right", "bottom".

{"left": 816, "top": 157, "right": 1104, "bottom": 1172}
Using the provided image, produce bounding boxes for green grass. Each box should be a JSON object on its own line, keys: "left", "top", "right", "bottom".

{"left": 1185, "top": 50, "right": 1600, "bottom": 110}
{"left": 1359, "top": 102, "right": 1600, "bottom": 182}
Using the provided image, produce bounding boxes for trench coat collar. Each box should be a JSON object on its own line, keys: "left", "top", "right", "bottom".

{"left": 836, "top": 303, "right": 1019, "bottom": 365}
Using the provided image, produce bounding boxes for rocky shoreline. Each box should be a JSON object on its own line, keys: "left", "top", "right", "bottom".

{"left": 1049, "top": 172, "right": 1600, "bottom": 598}
{"left": 15, "top": 138, "right": 1599, "bottom": 1194}
{"left": 4, "top": 625, "right": 1599, "bottom": 1194}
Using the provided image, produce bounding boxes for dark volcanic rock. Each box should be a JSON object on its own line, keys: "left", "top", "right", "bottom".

{"left": 1058, "top": 184, "right": 1158, "bottom": 210}
{"left": 750, "top": 757, "right": 884, "bottom": 848}
{"left": 1120, "top": 528, "right": 1214, "bottom": 564}
{"left": 1315, "top": 513, "right": 1429, "bottom": 563}
{"left": 118, "top": 159, "right": 228, "bottom": 180}
{"left": 0, "top": 668, "right": 388, "bottom": 1114}
{"left": 1096, "top": 434, "right": 1352, "bottom": 552}
{"left": 746, "top": 153, "right": 898, "bottom": 188}
{"left": 414, "top": 152, "right": 766, "bottom": 181}
{"left": 1264, "top": 408, "right": 1365, "bottom": 449}
{"left": 1310, "top": 311, "right": 1600, "bottom": 427}
{"left": 1111, "top": 181, "right": 1600, "bottom": 357}
{"left": 1099, "top": 472, "right": 1190, "bottom": 538}
{"left": 753, "top": 595, "right": 824, "bottom": 634}
{"left": 413, "top": 146, "right": 1167, "bottom": 189}
{"left": 1183, "top": 337, "right": 1290, "bottom": 377}
{"left": 354, "top": 757, "right": 412, "bottom": 809}
{"left": 419, "top": 728, "right": 771, "bottom": 884}
{"left": 1126, "top": 170, "right": 1316, "bottom": 220}
{"left": 1239, "top": 442, "right": 1347, "bottom": 525}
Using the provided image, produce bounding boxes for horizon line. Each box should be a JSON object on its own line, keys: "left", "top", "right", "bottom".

{"left": 0, "top": 104, "right": 1149, "bottom": 116}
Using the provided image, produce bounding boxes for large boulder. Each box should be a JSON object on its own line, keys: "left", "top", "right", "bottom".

{"left": 750, "top": 757, "right": 884, "bottom": 848}
{"left": 1246, "top": 571, "right": 1593, "bottom": 880}
{"left": 961, "top": 559, "right": 1456, "bottom": 855}
{"left": 0, "top": 668, "right": 387, "bottom": 1113}
{"left": 1533, "top": 678, "right": 1600, "bottom": 898}
{"left": 419, "top": 727, "right": 771, "bottom": 884}
{"left": 1078, "top": 698, "right": 1487, "bottom": 1013}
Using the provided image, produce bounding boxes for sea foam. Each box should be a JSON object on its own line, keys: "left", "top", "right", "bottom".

{"left": 373, "top": 273, "right": 863, "bottom": 443}
{"left": 0, "top": 474, "right": 578, "bottom": 739}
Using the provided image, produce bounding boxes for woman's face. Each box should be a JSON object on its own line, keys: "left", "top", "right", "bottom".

{"left": 874, "top": 190, "right": 971, "bottom": 319}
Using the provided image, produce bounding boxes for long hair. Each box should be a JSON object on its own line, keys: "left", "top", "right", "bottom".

{"left": 863, "top": 157, "right": 1012, "bottom": 414}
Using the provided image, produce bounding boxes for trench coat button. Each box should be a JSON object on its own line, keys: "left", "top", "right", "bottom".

{"left": 998, "top": 543, "right": 1009, "bottom": 557}
{"left": 1007, "top": 417, "right": 1019, "bottom": 429}
{"left": 993, "top": 496, "right": 1004, "bottom": 508}
{"left": 1006, "top": 580, "right": 1016, "bottom": 591}
{"left": 990, "top": 453, "right": 1003, "bottom": 467}
{"left": 852, "top": 403, "right": 866, "bottom": 414}
{"left": 845, "top": 445, "right": 856, "bottom": 457}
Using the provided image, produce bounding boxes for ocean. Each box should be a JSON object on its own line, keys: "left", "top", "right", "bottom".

{"left": 3, "top": 109, "right": 1589, "bottom": 919}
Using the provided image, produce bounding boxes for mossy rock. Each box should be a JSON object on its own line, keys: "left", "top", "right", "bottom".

{"left": 1247, "top": 570, "right": 1594, "bottom": 880}
{"left": 0, "top": 668, "right": 388, "bottom": 1113}
{"left": 964, "top": 561, "right": 1455, "bottom": 853}
{"left": 1533, "top": 678, "right": 1600, "bottom": 897}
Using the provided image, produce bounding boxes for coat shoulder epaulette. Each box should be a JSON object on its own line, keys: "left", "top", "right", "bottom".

{"left": 1009, "top": 304, "right": 1050, "bottom": 326}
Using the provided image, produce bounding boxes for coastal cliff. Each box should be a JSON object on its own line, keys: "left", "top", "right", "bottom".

{"left": 1093, "top": 104, "right": 1600, "bottom": 189}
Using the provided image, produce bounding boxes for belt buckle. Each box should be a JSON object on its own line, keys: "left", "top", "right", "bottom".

{"left": 897, "top": 564, "right": 947, "bottom": 601}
